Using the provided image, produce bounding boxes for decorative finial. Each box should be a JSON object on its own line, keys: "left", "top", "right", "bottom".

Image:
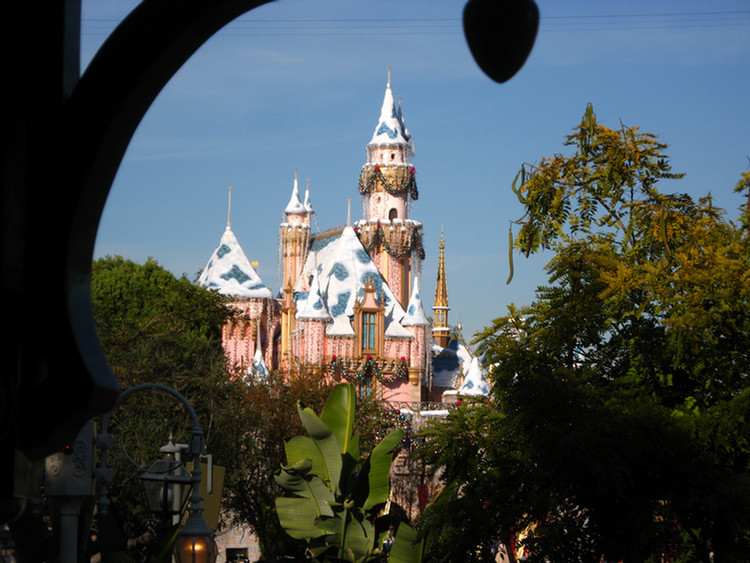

{"left": 346, "top": 198, "right": 352, "bottom": 227}
{"left": 227, "top": 186, "right": 232, "bottom": 229}
{"left": 387, "top": 65, "right": 391, "bottom": 88}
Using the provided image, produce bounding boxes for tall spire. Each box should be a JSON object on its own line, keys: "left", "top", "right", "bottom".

{"left": 285, "top": 168, "right": 306, "bottom": 214}
{"left": 304, "top": 178, "right": 314, "bottom": 213}
{"left": 226, "top": 185, "right": 232, "bottom": 229}
{"left": 368, "top": 67, "right": 411, "bottom": 151}
{"left": 433, "top": 228, "right": 450, "bottom": 347}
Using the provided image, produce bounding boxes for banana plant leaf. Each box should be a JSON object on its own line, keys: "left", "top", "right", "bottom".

{"left": 320, "top": 382, "right": 358, "bottom": 458}
{"left": 275, "top": 383, "right": 408, "bottom": 563}
{"left": 284, "top": 435, "right": 334, "bottom": 487}
{"left": 274, "top": 464, "right": 335, "bottom": 540}
{"left": 275, "top": 496, "right": 328, "bottom": 540}
{"left": 362, "top": 428, "right": 404, "bottom": 512}
{"left": 296, "top": 403, "right": 344, "bottom": 491}
{"left": 318, "top": 509, "right": 376, "bottom": 562}
{"left": 388, "top": 522, "right": 425, "bottom": 563}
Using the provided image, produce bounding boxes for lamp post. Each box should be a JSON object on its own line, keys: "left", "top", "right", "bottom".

{"left": 97, "top": 384, "right": 218, "bottom": 563}
{"left": 139, "top": 436, "right": 191, "bottom": 527}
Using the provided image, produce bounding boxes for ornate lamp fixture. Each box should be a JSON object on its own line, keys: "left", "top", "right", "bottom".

{"left": 98, "top": 384, "right": 218, "bottom": 563}
{"left": 173, "top": 443, "right": 218, "bottom": 563}
{"left": 138, "top": 436, "right": 190, "bottom": 521}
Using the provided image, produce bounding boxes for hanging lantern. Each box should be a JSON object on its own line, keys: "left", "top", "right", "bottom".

{"left": 138, "top": 437, "right": 190, "bottom": 519}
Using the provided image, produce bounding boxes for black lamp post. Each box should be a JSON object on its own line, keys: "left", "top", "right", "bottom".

{"left": 97, "top": 384, "right": 218, "bottom": 563}
{"left": 138, "top": 436, "right": 191, "bottom": 526}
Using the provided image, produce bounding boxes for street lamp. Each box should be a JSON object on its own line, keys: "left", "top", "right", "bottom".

{"left": 97, "top": 384, "right": 218, "bottom": 563}
{"left": 139, "top": 436, "right": 191, "bottom": 524}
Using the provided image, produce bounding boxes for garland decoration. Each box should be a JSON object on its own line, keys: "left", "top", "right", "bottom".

{"left": 329, "top": 355, "right": 409, "bottom": 385}
{"left": 375, "top": 406, "right": 412, "bottom": 448}
{"left": 358, "top": 164, "right": 418, "bottom": 200}
{"left": 357, "top": 222, "right": 426, "bottom": 261}
{"left": 378, "top": 357, "right": 409, "bottom": 384}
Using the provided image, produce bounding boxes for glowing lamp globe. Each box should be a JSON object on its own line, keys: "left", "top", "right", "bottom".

{"left": 174, "top": 532, "right": 218, "bottom": 563}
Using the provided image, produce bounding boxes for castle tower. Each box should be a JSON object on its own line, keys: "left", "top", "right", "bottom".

{"left": 198, "top": 186, "right": 273, "bottom": 375}
{"left": 433, "top": 230, "right": 450, "bottom": 348}
{"left": 281, "top": 168, "right": 312, "bottom": 290}
{"left": 356, "top": 68, "right": 423, "bottom": 308}
{"left": 280, "top": 169, "right": 313, "bottom": 367}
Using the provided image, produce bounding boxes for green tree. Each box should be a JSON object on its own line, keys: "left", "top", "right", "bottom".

{"left": 417, "top": 107, "right": 750, "bottom": 563}
{"left": 92, "top": 257, "right": 405, "bottom": 562}
{"left": 91, "top": 256, "right": 245, "bottom": 560}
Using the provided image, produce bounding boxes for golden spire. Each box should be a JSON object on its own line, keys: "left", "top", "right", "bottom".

{"left": 433, "top": 227, "right": 450, "bottom": 347}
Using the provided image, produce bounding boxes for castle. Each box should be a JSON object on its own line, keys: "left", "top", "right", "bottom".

{"left": 198, "top": 71, "right": 489, "bottom": 404}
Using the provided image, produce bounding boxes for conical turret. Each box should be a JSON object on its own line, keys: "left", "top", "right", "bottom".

{"left": 367, "top": 66, "right": 413, "bottom": 162}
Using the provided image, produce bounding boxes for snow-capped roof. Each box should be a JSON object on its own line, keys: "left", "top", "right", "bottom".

{"left": 295, "top": 270, "right": 331, "bottom": 321}
{"left": 303, "top": 180, "right": 314, "bottom": 214}
{"left": 285, "top": 170, "right": 307, "bottom": 215}
{"left": 198, "top": 226, "right": 273, "bottom": 298}
{"left": 368, "top": 72, "right": 411, "bottom": 148}
{"left": 402, "top": 276, "right": 429, "bottom": 327}
{"left": 294, "top": 226, "right": 410, "bottom": 337}
{"left": 458, "top": 356, "right": 491, "bottom": 397}
{"left": 432, "top": 338, "right": 475, "bottom": 389}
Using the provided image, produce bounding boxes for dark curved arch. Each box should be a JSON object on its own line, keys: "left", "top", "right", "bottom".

{"left": 19, "top": 0, "right": 270, "bottom": 459}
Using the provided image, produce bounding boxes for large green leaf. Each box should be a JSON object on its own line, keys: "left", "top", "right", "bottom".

{"left": 275, "top": 497, "right": 327, "bottom": 540}
{"left": 297, "top": 403, "right": 344, "bottom": 490}
{"left": 274, "top": 466, "right": 335, "bottom": 513}
{"left": 274, "top": 467, "right": 335, "bottom": 540}
{"left": 388, "top": 522, "right": 424, "bottom": 563}
{"left": 318, "top": 510, "right": 375, "bottom": 562}
{"left": 320, "top": 383, "right": 358, "bottom": 458}
{"left": 363, "top": 428, "right": 404, "bottom": 512}
{"left": 284, "top": 436, "right": 328, "bottom": 484}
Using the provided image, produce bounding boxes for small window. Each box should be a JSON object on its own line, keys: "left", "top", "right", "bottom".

{"left": 390, "top": 152, "right": 395, "bottom": 160}
{"left": 362, "top": 312, "right": 376, "bottom": 351}
{"left": 389, "top": 208, "right": 398, "bottom": 221}
{"left": 358, "top": 374, "right": 373, "bottom": 399}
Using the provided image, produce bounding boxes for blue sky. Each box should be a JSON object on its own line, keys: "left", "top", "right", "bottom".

{"left": 85, "top": 0, "right": 750, "bottom": 340}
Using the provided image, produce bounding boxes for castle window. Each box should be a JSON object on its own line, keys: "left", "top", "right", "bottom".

{"left": 390, "top": 152, "right": 395, "bottom": 160}
{"left": 353, "top": 281, "right": 385, "bottom": 359}
{"left": 362, "top": 312, "right": 376, "bottom": 352}
{"left": 358, "top": 373, "right": 373, "bottom": 399}
{"left": 389, "top": 208, "right": 398, "bottom": 221}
